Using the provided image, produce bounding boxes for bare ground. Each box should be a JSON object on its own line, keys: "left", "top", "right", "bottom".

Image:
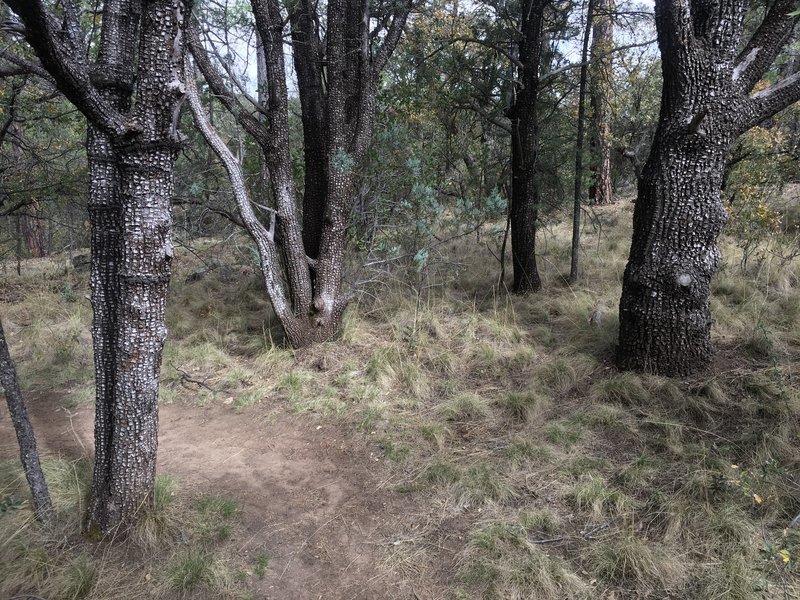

{"left": 0, "top": 393, "right": 452, "bottom": 600}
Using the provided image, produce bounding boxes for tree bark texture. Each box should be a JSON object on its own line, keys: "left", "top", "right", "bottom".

{"left": 19, "top": 198, "right": 49, "bottom": 258}
{"left": 509, "top": 0, "right": 546, "bottom": 293}
{"left": 3, "top": 0, "right": 191, "bottom": 534}
{"left": 0, "top": 318, "right": 53, "bottom": 523}
{"left": 589, "top": 0, "right": 614, "bottom": 205}
{"left": 617, "top": 0, "right": 800, "bottom": 375}
{"left": 84, "top": 0, "right": 188, "bottom": 535}
{"left": 190, "top": 0, "right": 410, "bottom": 347}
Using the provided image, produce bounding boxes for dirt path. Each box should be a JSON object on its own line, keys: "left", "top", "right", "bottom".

{"left": 0, "top": 395, "right": 447, "bottom": 599}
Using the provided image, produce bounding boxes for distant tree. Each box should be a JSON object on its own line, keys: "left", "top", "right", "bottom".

{"left": 589, "top": 0, "right": 614, "bottom": 204}
{"left": 187, "top": 0, "right": 411, "bottom": 347}
{"left": 569, "top": 0, "right": 595, "bottom": 284}
{"left": 0, "top": 318, "right": 52, "bottom": 523}
{"left": 509, "top": 0, "right": 548, "bottom": 293}
{"left": 2, "top": 0, "right": 192, "bottom": 534}
{"left": 617, "top": 0, "right": 800, "bottom": 375}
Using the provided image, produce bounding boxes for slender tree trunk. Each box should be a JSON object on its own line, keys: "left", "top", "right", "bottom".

{"left": 289, "top": 0, "right": 328, "bottom": 262}
{"left": 589, "top": 0, "right": 614, "bottom": 205}
{"left": 19, "top": 199, "right": 49, "bottom": 258}
{"left": 570, "top": 0, "right": 595, "bottom": 283}
{"left": 509, "top": 0, "right": 545, "bottom": 293}
{"left": 0, "top": 318, "right": 53, "bottom": 523}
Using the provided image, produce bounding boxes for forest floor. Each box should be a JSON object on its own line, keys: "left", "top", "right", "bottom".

{"left": 1, "top": 202, "right": 800, "bottom": 599}
{"left": 0, "top": 393, "right": 435, "bottom": 599}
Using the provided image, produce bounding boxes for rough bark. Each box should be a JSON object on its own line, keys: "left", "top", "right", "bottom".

{"left": 191, "top": 0, "right": 410, "bottom": 346}
{"left": 509, "top": 0, "right": 546, "bottom": 293}
{"left": 288, "top": 0, "right": 328, "bottom": 261}
{"left": 0, "top": 318, "right": 53, "bottom": 523}
{"left": 617, "top": 0, "right": 800, "bottom": 375}
{"left": 19, "top": 199, "right": 49, "bottom": 258}
{"left": 589, "top": 0, "right": 614, "bottom": 205}
{"left": 83, "top": 0, "right": 141, "bottom": 533}
{"left": 5, "top": 0, "right": 190, "bottom": 534}
{"left": 84, "top": 0, "right": 188, "bottom": 535}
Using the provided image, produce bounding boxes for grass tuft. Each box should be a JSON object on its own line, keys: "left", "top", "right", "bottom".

{"left": 498, "top": 390, "right": 550, "bottom": 423}
{"left": 591, "top": 372, "right": 649, "bottom": 405}
{"left": 589, "top": 533, "right": 685, "bottom": 591}
{"left": 164, "top": 549, "right": 219, "bottom": 593}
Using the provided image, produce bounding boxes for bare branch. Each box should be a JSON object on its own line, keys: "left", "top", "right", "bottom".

{"left": 0, "top": 49, "right": 53, "bottom": 81}
{"left": 3, "top": 0, "right": 131, "bottom": 137}
{"left": 449, "top": 36, "right": 524, "bottom": 70}
{"left": 734, "top": 0, "right": 799, "bottom": 93}
{"left": 540, "top": 38, "right": 657, "bottom": 84}
{"left": 187, "top": 21, "right": 269, "bottom": 147}
{"left": 743, "top": 69, "right": 800, "bottom": 129}
{"left": 372, "top": 0, "right": 412, "bottom": 75}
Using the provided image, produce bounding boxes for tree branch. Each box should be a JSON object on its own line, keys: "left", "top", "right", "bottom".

{"left": 743, "top": 69, "right": 800, "bottom": 129}
{"left": 0, "top": 50, "right": 53, "bottom": 82}
{"left": 733, "top": 0, "right": 798, "bottom": 93}
{"left": 3, "top": 0, "right": 131, "bottom": 138}
{"left": 540, "top": 38, "right": 657, "bottom": 84}
{"left": 372, "top": 0, "right": 412, "bottom": 75}
{"left": 187, "top": 21, "right": 269, "bottom": 147}
{"left": 449, "top": 36, "right": 524, "bottom": 70}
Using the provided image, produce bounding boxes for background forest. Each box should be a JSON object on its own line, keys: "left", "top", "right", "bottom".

{"left": 1, "top": 0, "right": 800, "bottom": 599}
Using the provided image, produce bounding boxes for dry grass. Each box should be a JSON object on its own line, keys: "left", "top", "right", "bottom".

{"left": 2, "top": 203, "right": 800, "bottom": 598}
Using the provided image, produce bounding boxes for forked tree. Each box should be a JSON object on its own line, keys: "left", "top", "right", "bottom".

{"left": 617, "top": 0, "right": 800, "bottom": 375}
{"left": 187, "top": 0, "right": 411, "bottom": 347}
{"left": 3, "top": 0, "right": 192, "bottom": 534}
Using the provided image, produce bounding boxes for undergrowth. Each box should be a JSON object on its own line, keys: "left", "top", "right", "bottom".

{"left": 1, "top": 203, "right": 799, "bottom": 598}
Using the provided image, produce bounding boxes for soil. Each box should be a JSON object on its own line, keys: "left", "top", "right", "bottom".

{"left": 0, "top": 393, "right": 453, "bottom": 600}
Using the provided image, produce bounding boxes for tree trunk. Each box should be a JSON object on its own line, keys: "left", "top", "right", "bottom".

{"left": 0, "top": 318, "right": 53, "bottom": 523}
{"left": 84, "top": 0, "right": 187, "bottom": 535}
{"left": 614, "top": 0, "right": 800, "bottom": 375}
{"left": 191, "top": 0, "right": 409, "bottom": 346}
{"left": 589, "top": 0, "right": 613, "bottom": 205}
{"left": 570, "top": 0, "right": 595, "bottom": 283}
{"left": 19, "top": 199, "right": 49, "bottom": 258}
{"left": 85, "top": 116, "right": 123, "bottom": 532}
{"left": 617, "top": 123, "right": 730, "bottom": 374}
{"left": 288, "top": 0, "right": 328, "bottom": 263}
{"left": 509, "top": 0, "right": 545, "bottom": 293}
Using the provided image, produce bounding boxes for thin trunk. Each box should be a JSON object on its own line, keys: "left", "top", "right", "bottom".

{"left": 570, "top": 0, "right": 595, "bottom": 283}
{"left": 9, "top": 124, "right": 49, "bottom": 258}
{"left": 289, "top": 0, "right": 328, "bottom": 261}
{"left": 589, "top": 0, "right": 614, "bottom": 205}
{"left": 0, "top": 318, "right": 53, "bottom": 523}
{"left": 20, "top": 200, "right": 49, "bottom": 258}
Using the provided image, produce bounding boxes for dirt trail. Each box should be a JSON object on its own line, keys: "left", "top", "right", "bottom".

{"left": 0, "top": 395, "right": 445, "bottom": 599}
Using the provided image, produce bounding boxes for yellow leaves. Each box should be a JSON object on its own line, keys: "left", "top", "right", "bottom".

{"left": 752, "top": 79, "right": 771, "bottom": 94}
{"left": 778, "top": 548, "right": 791, "bottom": 563}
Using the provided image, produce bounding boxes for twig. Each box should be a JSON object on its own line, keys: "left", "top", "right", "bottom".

{"left": 531, "top": 535, "right": 567, "bottom": 544}
{"left": 171, "top": 363, "right": 219, "bottom": 392}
